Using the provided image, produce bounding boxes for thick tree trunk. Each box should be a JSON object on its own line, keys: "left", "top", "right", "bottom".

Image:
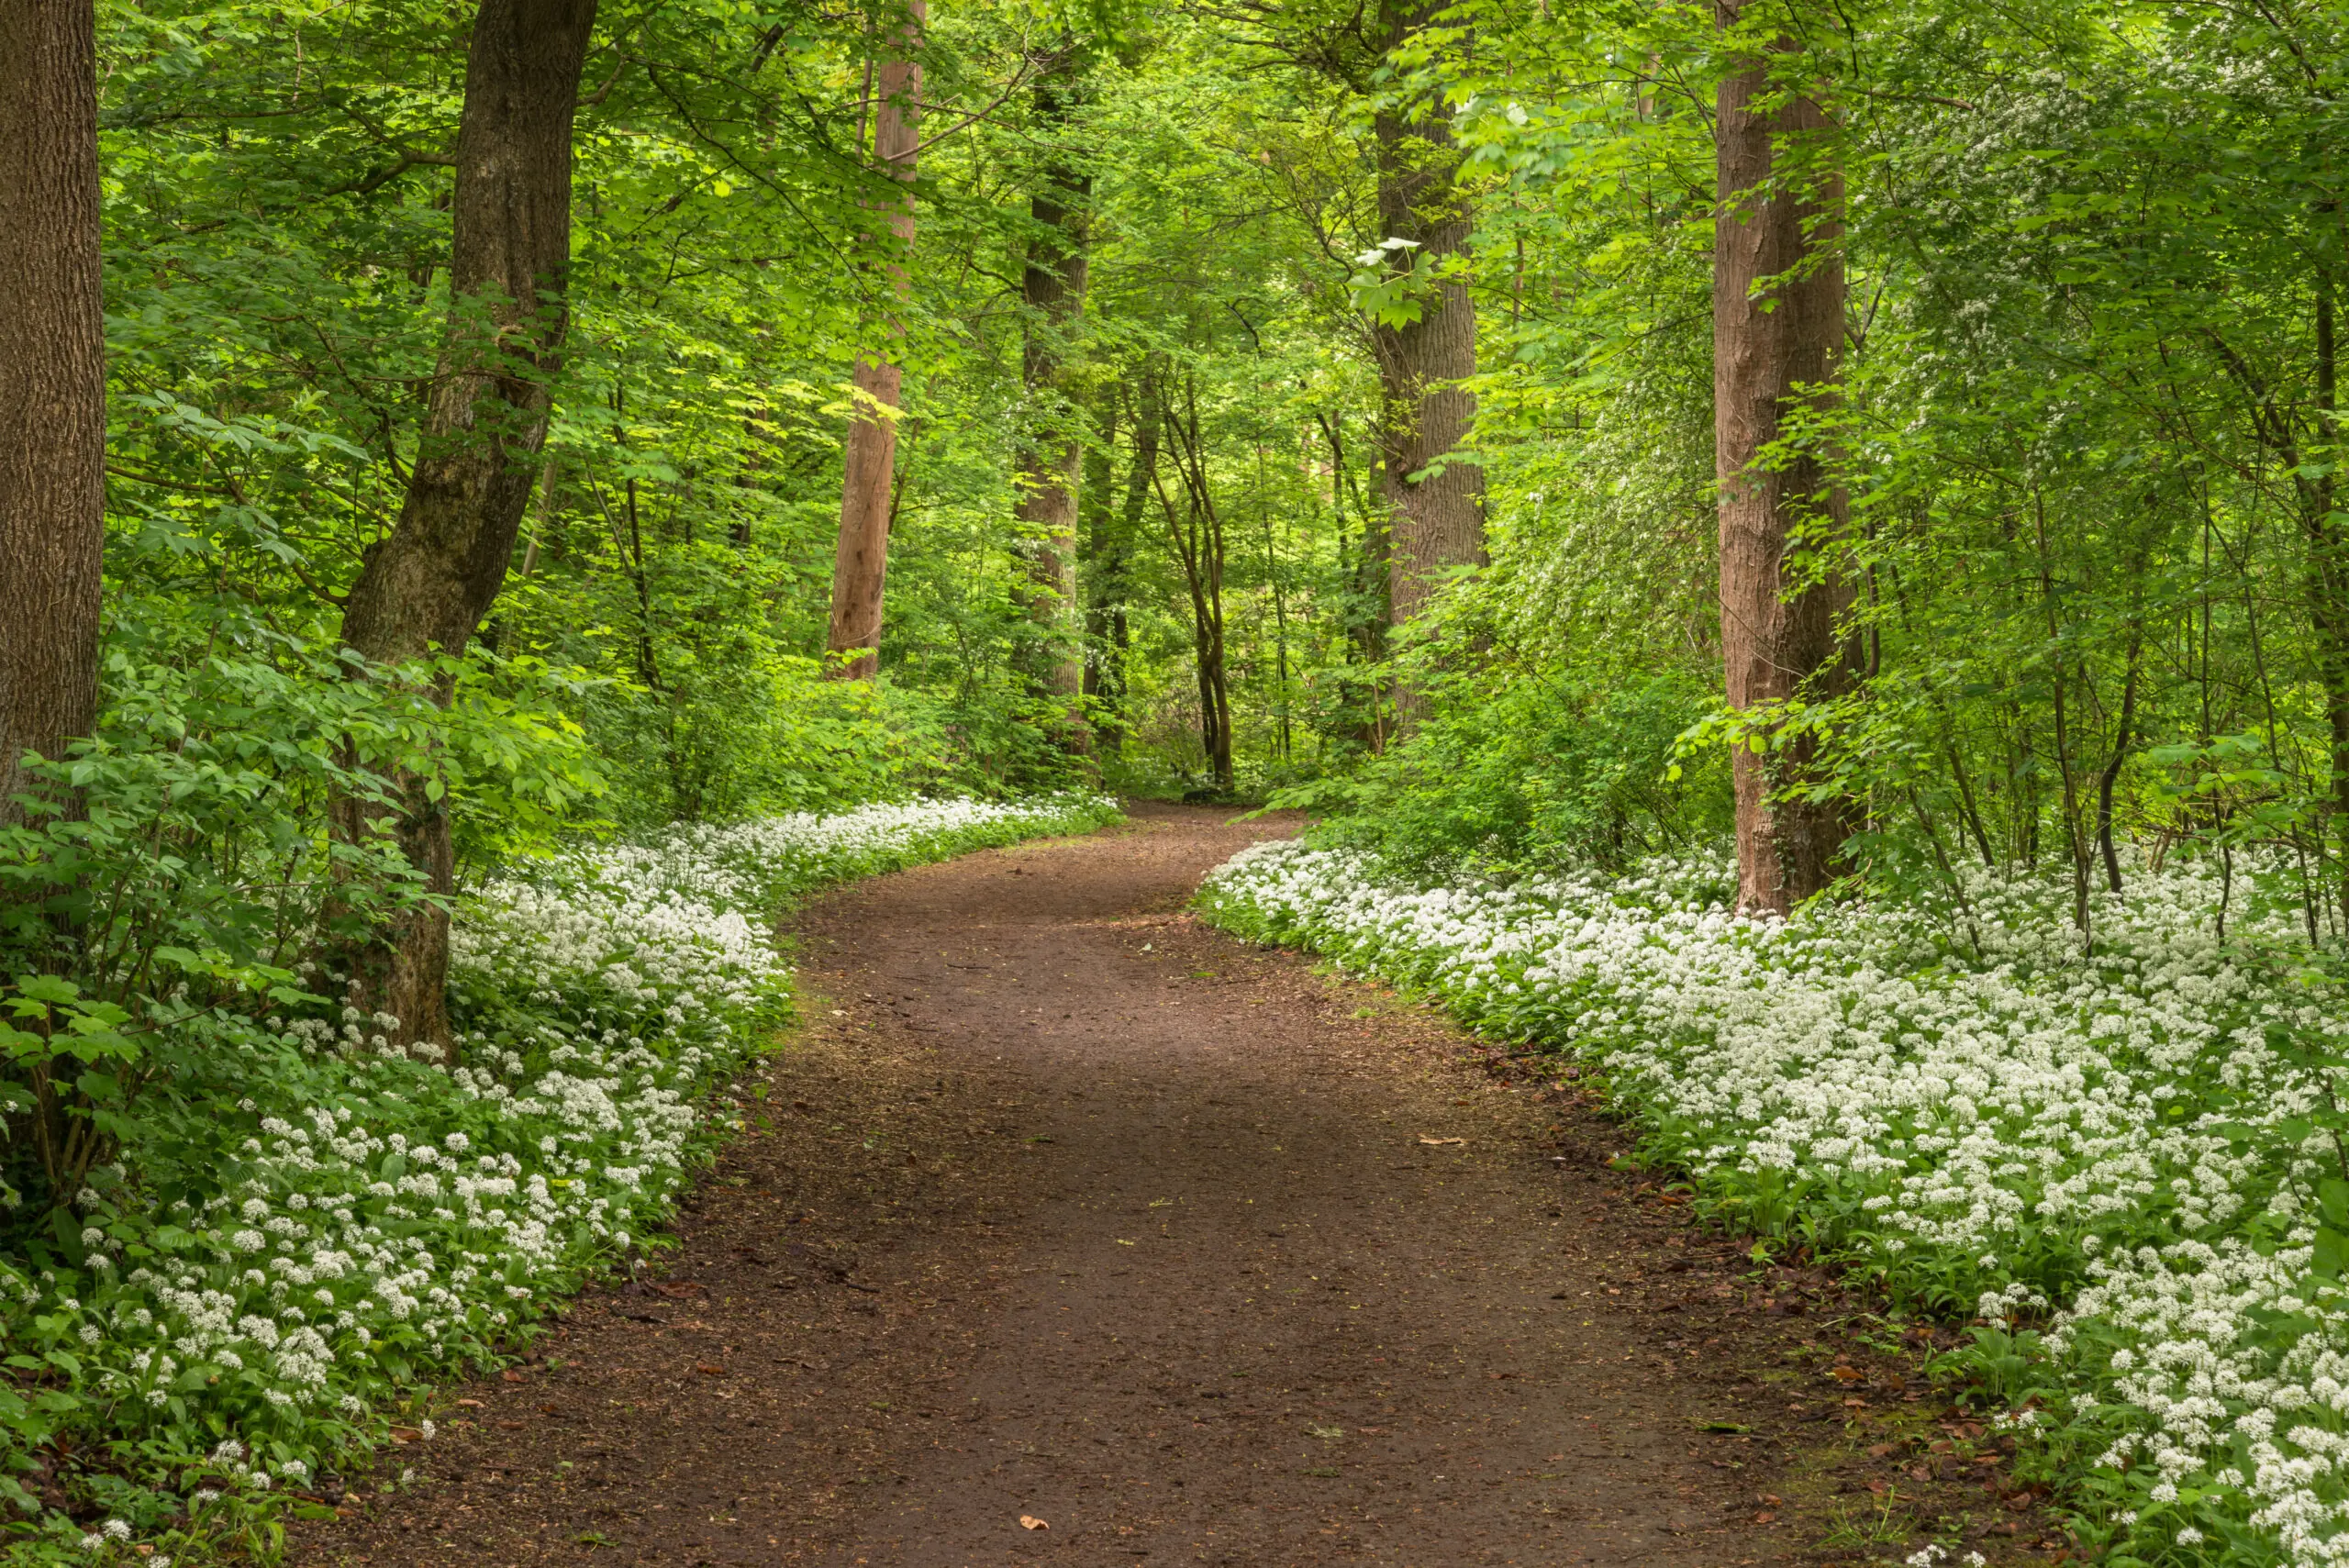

{"left": 0, "top": 3, "right": 105, "bottom": 824}
{"left": 2305, "top": 274, "right": 2349, "bottom": 932}
{"left": 826, "top": 3, "right": 924, "bottom": 681}
{"left": 1009, "top": 72, "right": 1091, "bottom": 749}
{"left": 1370, "top": 0, "right": 1482, "bottom": 719}
{"left": 330, "top": 0, "right": 598, "bottom": 1048}
{"left": 1713, "top": 11, "right": 1858, "bottom": 916}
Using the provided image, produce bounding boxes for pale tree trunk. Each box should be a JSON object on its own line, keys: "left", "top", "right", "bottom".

{"left": 826, "top": 1, "right": 924, "bottom": 681}
{"left": 1370, "top": 0, "right": 1482, "bottom": 727}
{"left": 1079, "top": 382, "right": 1130, "bottom": 750}
{"left": 1088, "top": 372, "right": 1158, "bottom": 756}
{"left": 1009, "top": 69, "right": 1091, "bottom": 750}
{"left": 1714, "top": 6, "right": 1858, "bottom": 916}
{"left": 0, "top": 2, "right": 105, "bottom": 824}
{"left": 330, "top": 0, "right": 598, "bottom": 1048}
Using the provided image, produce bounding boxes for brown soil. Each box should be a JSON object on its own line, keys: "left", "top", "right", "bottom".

{"left": 291, "top": 805, "right": 2072, "bottom": 1567}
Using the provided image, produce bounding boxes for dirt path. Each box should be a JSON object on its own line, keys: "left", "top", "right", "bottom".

{"left": 295, "top": 806, "right": 2061, "bottom": 1567}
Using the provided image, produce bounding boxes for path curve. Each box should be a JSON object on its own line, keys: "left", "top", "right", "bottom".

{"left": 296, "top": 806, "right": 1818, "bottom": 1566}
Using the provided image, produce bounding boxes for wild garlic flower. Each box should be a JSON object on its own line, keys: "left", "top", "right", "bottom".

{"left": 1201, "top": 840, "right": 2349, "bottom": 1565}
{"left": 0, "top": 793, "right": 1115, "bottom": 1544}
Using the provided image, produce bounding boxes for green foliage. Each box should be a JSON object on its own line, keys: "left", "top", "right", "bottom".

{"left": 1279, "top": 668, "right": 1731, "bottom": 879}
{"left": 0, "top": 795, "right": 1113, "bottom": 1562}
{"left": 38, "top": 0, "right": 2349, "bottom": 1560}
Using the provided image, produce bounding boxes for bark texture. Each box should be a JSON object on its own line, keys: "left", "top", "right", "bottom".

{"left": 1713, "top": 14, "right": 1858, "bottom": 916}
{"left": 0, "top": 2, "right": 105, "bottom": 821}
{"left": 826, "top": 3, "right": 924, "bottom": 681}
{"left": 1009, "top": 71, "right": 1091, "bottom": 745}
{"left": 331, "top": 0, "right": 598, "bottom": 1046}
{"left": 1371, "top": 0, "right": 1482, "bottom": 664}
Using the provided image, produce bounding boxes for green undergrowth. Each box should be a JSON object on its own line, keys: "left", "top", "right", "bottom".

{"left": 0, "top": 794, "right": 1118, "bottom": 1565}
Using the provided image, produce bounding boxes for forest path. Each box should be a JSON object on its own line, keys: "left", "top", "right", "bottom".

{"left": 295, "top": 805, "right": 1844, "bottom": 1568}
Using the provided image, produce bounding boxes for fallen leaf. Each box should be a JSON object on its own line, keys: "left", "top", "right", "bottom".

{"left": 1019, "top": 1515, "right": 1050, "bottom": 1530}
{"left": 696, "top": 1363, "right": 726, "bottom": 1376}
{"left": 1418, "top": 1136, "right": 1465, "bottom": 1147}
{"left": 454, "top": 1398, "right": 484, "bottom": 1410}
{"left": 388, "top": 1427, "right": 423, "bottom": 1443}
{"left": 502, "top": 1370, "right": 527, "bottom": 1384}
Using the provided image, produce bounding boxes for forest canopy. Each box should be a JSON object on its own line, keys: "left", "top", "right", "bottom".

{"left": 39, "top": 0, "right": 2349, "bottom": 924}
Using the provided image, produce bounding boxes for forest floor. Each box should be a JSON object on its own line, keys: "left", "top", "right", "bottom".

{"left": 289, "top": 805, "right": 2072, "bottom": 1568}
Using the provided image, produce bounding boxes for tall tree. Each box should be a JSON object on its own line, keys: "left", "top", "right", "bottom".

{"left": 1008, "top": 57, "right": 1092, "bottom": 745}
{"left": 1080, "top": 380, "right": 1137, "bottom": 751}
{"left": 1154, "top": 369, "right": 1235, "bottom": 793}
{"left": 1370, "top": 0, "right": 1482, "bottom": 706}
{"left": 1712, "top": 8, "right": 1857, "bottom": 915}
{"left": 826, "top": 0, "right": 925, "bottom": 681}
{"left": 330, "top": 0, "right": 600, "bottom": 1045}
{"left": 0, "top": 1, "right": 104, "bottom": 822}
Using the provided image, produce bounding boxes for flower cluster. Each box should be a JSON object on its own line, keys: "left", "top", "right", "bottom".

{"left": 0, "top": 792, "right": 1115, "bottom": 1562}
{"left": 1200, "top": 840, "right": 2349, "bottom": 1565}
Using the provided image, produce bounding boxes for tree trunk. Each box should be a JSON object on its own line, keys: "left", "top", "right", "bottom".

{"left": 1713, "top": 8, "right": 1858, "bottom": 916}
{"left": 330, "top": 0, "right": 598, "bottom": 1048}
{"left": 1370, "top": 0, "right": 1482, "bottom": 722}
{"left": 1099, "top": 372, "right": 1162, "bottom": 757}
{"left": 1081, "top": 382, "right": 1133, "bottom": 752}
{"left": 1156, "top": 372, "right": 1233, "bottom": 794}
{"left": 1009, "top": 68, "right": 1091, "bottom": 750}
{"left": 2308, "top": 261, "right": 2349, "bottom": 933}
{"left": 826, "top": 2, "right": 924, "bottom": 681}
{"left": 0, "top": 2, "right": 104, "bottom": 824}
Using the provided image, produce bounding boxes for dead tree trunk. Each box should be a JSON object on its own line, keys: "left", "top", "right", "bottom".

{"left": 1713, "top": 7, "right": 1858, "bottom": 915}
{"left": 1370, "top": 0, "right": 1482, "bottom": 724}
{"left": 0, "top": 2, "right": 105, "bottom": 824}
{"left": 825, "top": 1, "right": 924, "bottom": 681}
{"left": 1009, "top": 66, "right": 1091, "bottom": 751}
{"left": 330, "top": 0, "right": 598, "bottom": 1048}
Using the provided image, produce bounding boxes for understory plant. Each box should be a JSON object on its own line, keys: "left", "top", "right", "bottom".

{"left": 0, "top": 792, "right": 1116, "bottom": 1564}
{"left": 1200, "top": 839, "right": 2349, "bottom": 1567}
